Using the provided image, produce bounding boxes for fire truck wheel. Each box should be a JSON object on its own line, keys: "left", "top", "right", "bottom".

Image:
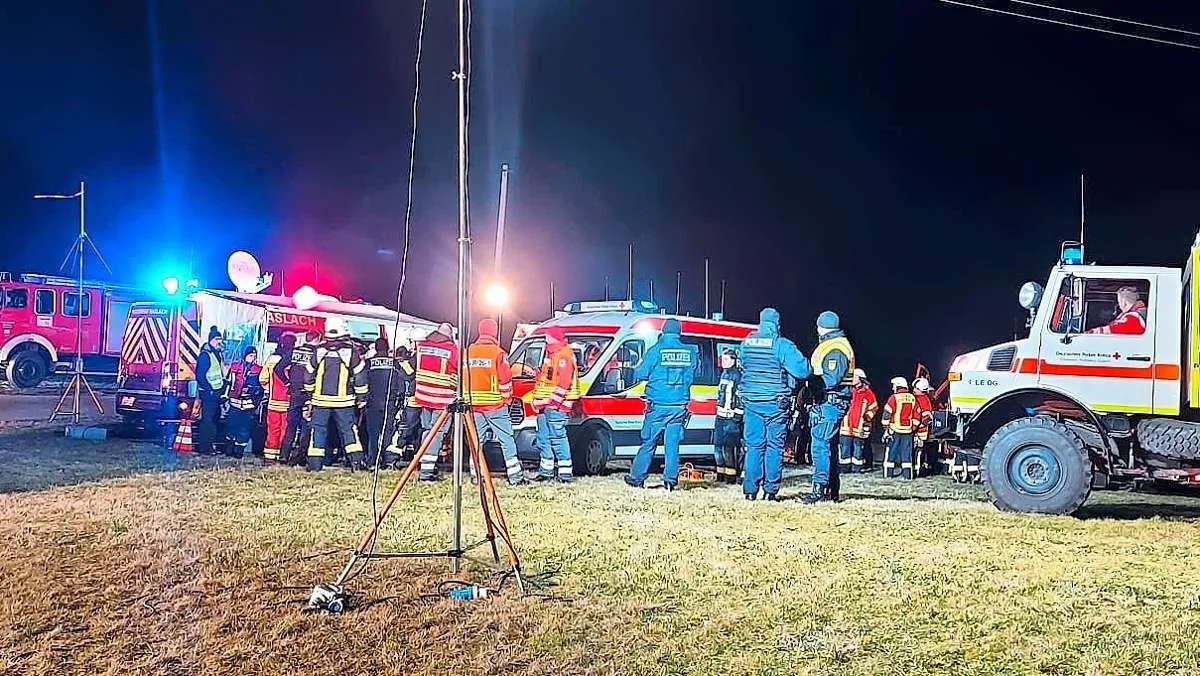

{"left": 570, "top": 423, "right": 613, "bottom": 476}
{"left": 6, "top": 350, "right": 49, "bottom": 389}
{"left": 981, "top": 415, "right": 1092, "bottom": 515}
{"left": 1135, "top": 418, "right": 1200, "bottom": 461}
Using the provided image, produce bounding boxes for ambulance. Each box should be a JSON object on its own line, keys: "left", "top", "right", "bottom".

{"left": 945, "top": 235, "right": 1200, "bottom": 515}
{"left": 506, "top": 300, "right": 756, "bottom": 475}
{"left": 115, "top": 289, "right": 436, "bottom": 430}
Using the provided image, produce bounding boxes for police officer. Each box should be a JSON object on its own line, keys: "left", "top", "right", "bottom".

{"left": 625, "top": 318, "right": 698, "bottom": 491}
{"left": 803, "top": 310, "right": 855, "bottom": 504}
{"left": 304, "top": 318, "right": 368, "bottom": 471}
{"left": 281, "top": 330, "right": 319, "bottom": 466}
{"left": 383, "top": 345, "right": 421, "bottom": 465}
{"left": 364, "top": 337, "right": 401, "bottom": 467}
{"left": 737, "top": 308, "right": 811, "bottom": 501}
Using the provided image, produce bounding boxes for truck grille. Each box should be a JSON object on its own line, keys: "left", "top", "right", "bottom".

{"left": 987, "top": 345, "right": 1017, "bottom": 371}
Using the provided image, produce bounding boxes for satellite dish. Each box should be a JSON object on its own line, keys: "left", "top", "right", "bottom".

{"left": 227, "top": 251, "right": 262, "bottom": 292}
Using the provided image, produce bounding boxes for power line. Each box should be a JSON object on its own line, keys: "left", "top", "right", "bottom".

{"left": 1009, "top": 0, "right": 1200, "bottom": 38}
{"left": 938, "top": 0, "right": 1200, "bottom": 51}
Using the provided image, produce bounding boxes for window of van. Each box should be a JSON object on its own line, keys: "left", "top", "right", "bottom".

{"left": 35, "top": 289, "right": 54, "bottom": 316}
{"left": 510, "top": 338, "right": 545, "bottom": 379}
{"left": 590, "top": 338, "right": 644, "bottom": 395}
{"left": 680, "top": 336, "right": 718, "bottom": 386}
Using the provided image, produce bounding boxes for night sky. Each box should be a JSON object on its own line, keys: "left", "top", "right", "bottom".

{"left": 2, "top": 1, "right": 1200, "bottom": 383}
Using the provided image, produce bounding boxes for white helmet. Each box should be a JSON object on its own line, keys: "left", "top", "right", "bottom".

{"left": 853, "top": 368, "right": 867, "bottom": 380}
{"left": 324, "top": 317, "right": 349, "bottom": 339}
{"left": 913, "top": 377, "right": 931, "bottom": 392}
{"left": 890, "top": 376, "right": 908, "bottom": 390}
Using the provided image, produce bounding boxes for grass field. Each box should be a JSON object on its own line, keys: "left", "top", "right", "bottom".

{"left": 4, "top": 427, "right": 1200, "bottom": 675}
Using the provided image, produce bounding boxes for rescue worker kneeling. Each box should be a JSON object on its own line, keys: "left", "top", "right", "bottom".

{"left": 466, "top": 318, "right": 525, "bottom": 485}
{"left": 305, "top": 318, "right": 368, "bottom": 471}
{"left": 625, "top": 318, "right": 698, "bottom": 491}
{"left": 532, "top": 326, "right": 579, "bottom": 482}
{"left": 738, "top": 308, "right": 811, "bottom": 501}
{"left": 882, "top": 377, "right": 919, "bottom": 479}
{"left": 225, "top": 345, "right": 263, "bottom": 459}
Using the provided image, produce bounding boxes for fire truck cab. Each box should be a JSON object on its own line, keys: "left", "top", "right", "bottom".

{"left": 506, "top": 300, "right": 756, "bottom": 475}
{"left": 0, "top": 272, "right": 145, "bottom": 388}
{"left": 946, "top": 236, "right": 1200, "bottom": 515}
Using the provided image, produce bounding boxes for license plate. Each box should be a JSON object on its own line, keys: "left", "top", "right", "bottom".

{"left": 121, "top": 396, "right": 135, "bottom": 407}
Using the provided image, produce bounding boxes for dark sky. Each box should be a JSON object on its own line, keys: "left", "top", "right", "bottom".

{"left": 3, "top": 0, "right": 1200, "bottom": 382}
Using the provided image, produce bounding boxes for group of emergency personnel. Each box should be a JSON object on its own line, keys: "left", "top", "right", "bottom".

{"left": 618, "top": 307, "right": 957, "bottom": 503}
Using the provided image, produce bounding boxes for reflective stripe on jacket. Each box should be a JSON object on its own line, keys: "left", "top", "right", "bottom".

{"left": 465, "top": 340, "right": 513, "bottom": 412}
{"left": 533, "top": 344, "right": 580, "bottom": 413}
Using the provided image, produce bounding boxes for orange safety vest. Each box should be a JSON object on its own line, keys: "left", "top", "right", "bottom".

{"left": 465, "top": 341, "right": 511, "bottom": 411}
{"left": 533, "top": 344, "right": 580, "bottom": 412}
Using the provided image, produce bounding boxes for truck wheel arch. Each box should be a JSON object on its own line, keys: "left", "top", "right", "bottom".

{"left": 964, "top": 387, "right": 1113, "bottom": 455}
{"left": 0, "top": 335, "right": 58, "bottom": 364}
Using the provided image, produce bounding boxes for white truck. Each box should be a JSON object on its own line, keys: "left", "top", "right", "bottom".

{"left": 945, "top": 236, "right": 1200, "bottom": 514}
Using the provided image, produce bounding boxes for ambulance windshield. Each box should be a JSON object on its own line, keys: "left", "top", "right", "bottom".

{"left": 570, "top": 336, "right": 614, "bottom": 373}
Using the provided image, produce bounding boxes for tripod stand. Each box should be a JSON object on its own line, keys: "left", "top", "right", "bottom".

{"left": 324, "top": 401, "right": 525, "bottom": 603}
{"left": 35, "top": 181, "right": 109, "bottom": 424}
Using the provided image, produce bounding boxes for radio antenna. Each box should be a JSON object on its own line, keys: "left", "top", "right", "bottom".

{"left": 1079, "top": 174, "right": 1086, "bottom": 247}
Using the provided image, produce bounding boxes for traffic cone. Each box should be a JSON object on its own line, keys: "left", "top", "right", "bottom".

{"left": 173, "top": 418, "right": 194, "bottom": 453}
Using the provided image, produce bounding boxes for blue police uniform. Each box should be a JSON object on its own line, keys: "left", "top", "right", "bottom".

{"left": 626, "top": 318, "right": 698, "bottom": 489}
{"left": 805, "top": 310, "right": 855, "bottom": 504}
{"left": 736, "top": 308, "right": 812, "bottom": 500}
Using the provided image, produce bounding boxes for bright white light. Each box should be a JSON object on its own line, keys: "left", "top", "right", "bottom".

{"left": 162, "top": 277, "right": 179, "bottom": 295}
{"left": 293, "top": 285, "right": 320, "bottom": 311}
{"left": 483, "top": 283, "right": 510, "bottom": 309}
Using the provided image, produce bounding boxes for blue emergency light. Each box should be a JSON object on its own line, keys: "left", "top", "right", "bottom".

{"left": 1060, "top": 241, "right": 1084, "bottom": 266}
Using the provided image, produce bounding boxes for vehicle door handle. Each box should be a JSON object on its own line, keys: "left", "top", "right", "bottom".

{"left": 1126, "top": 355, "right": 1152, "bottom": 362}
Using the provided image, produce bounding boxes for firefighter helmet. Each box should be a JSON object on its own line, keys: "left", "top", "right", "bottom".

{"left": 890, "top": 376, "right": 908, "bottom": 390}
{"left": 853, "top": 368, "right": 867, "bottom": 380}
{"left": 324, "top": 317, "right": 349, "bottom": 339}
{"left": 913, "top": 377, "right": 931, "bottom": 392}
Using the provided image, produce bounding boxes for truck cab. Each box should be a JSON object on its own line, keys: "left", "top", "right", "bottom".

{"left": 947, "top": 239, "right": 1200, "bottom": 515}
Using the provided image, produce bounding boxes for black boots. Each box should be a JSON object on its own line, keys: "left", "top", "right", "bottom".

{"left": 801, "top": 483, "right": 839, "bottom": 504}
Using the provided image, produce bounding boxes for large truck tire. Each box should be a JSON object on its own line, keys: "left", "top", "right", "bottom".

{"left": 5, "top": 350, "right": 49, "bottom": 389}
{"left": 981, "top": 415, "right": 1092, "bottom": 515}
{"left": 1135, "top": 418, "right": 1200, "bottom": 461}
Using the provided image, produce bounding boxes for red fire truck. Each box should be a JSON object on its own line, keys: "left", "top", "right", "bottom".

{"left": 0, "top": 272, "right": 148, "bottom": 388}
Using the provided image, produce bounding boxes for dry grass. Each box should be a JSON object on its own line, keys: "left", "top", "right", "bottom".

{"left": 3, "top": 428, "right": 1200, "bottom": 675}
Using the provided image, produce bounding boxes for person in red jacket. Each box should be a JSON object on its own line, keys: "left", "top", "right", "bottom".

{"left": 1087, "top": 286, "right": 1147, "bottom": 335}
{"left": 532, "top": 326, "right": 580, "bottom": 482}
{"left": 259, "top": 334, "right": 295, "bottom": 464}
{"left": 838, "top": 368, "right": 878, "bottom": 473}
{"left": 912, "top": 377, "right": 935, "bottom": 477}
{"left": 882, "top": 377, "right": 920, "bottom": 479}
{"left": 415, "top": 323, "right": 459, "bottom": 481}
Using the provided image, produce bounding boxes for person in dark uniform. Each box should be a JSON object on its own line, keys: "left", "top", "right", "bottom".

{"left": 713, "top": 349, "right": 744, "bottom": 484}
{"left": 384, "top": 345, "right": 421, "bottom": 465}
{"left": 282, "top": 330, "right": 320, "bottom": 465}
{"left": 363, "top": 337, "right": 402, "bottom": 468}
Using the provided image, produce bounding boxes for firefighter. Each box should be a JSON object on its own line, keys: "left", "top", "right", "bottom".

{"left": 912, "top": 377, "right": 935, "bottom": 477}
{"left": 194, "top": 326, "right": 225, "bottom": 455}
{"left": 532, "top": 326, "right": 580, "bottom": 482}
{"left": 737, "top": 308, "right": 811, "bottom": 501}
{"left": 364, "top": 337, "right": 402, "bottom": 468}
{"left": 625, "top": 318, "right": 698, "bottom": 491}
{"left": 282, "top": 331, "right": 320, "bottom": 466}
{"left": 838, "top": 368, "right": 877, "bottom": 474}
{"left": 803, "top": 310, "right": 855, "bottom": 504}
{"left": 713, "top": 349, "right": 744, "bottom": 484}
{"left": 259, "top": 334, "right": 295, "bottom": 464}
{"left": 383, "top": 345, "right": 421, "bottom": 465}
{"left": 304, "top": 318, "right": 368, "bottom": 471}
{"left": 224, "top": 345, "right": 263, "bottom": 459}
{"left": 415, "top": 323, "right": 459, "bottom": 481}
{"left": 881, "top": 377, "right": 919, "bottom": 479}
{"left": 466, "top": 318, "right": 525, "bottom": 485}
